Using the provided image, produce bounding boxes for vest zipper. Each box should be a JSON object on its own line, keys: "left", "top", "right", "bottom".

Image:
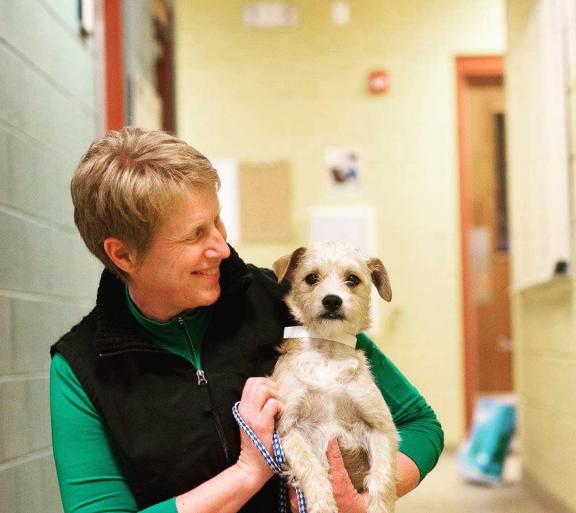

{"left": 176, "top": 316, "right": 230, "bottom": 464}
{"left": 177, "top": 317, "right": 207, "bottom": 385}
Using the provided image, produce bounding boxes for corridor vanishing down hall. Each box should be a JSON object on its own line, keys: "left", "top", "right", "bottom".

{"left": 397, "top": 452, "right": 551, "bottom": 513}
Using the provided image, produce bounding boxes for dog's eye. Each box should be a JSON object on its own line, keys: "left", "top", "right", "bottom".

{"left": 304, "top": 273, "right": 319, "bottom": 285}
{"left": 346, "top": 274, "right": 360, "bottom": 287}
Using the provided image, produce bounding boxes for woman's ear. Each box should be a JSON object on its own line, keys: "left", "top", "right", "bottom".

{"left": 103, "top": 237, "right": 139, "bottom": 275}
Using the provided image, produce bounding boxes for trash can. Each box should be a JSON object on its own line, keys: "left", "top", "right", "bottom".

{"left": 457, "top": 396, "right": 516, "bottom": 486}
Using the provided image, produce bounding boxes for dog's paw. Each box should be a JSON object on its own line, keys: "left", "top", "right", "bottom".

{"left": 303, "top": 486, "right": 338, "bottom": 513}
{"left": 306, "top": 496, "right": 338, "bottom": 513}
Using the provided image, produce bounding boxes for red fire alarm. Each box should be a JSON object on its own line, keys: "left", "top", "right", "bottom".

{"left": 368, "top": 69, "right": 390, "bottom": 94}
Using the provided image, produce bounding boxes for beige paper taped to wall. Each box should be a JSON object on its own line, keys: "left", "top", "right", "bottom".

{"left": 239, "top": 160, "right": 291, "bottom": 243}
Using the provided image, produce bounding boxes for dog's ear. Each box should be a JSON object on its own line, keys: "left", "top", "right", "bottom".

{"left": 367, "top": 258, "right": 392, "bottom": 302}
{"left": 272, "top": 247, "right": 307, "bottom": 283}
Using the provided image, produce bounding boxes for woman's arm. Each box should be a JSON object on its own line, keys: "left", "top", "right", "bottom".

{"left": 395, "top": 451, "right": 421, "bottom": 497}
{"left": 50, "top": 354, "right": 279, "bottom": 513}
{"left": 51, "top": 353, "right": 168, "bottom": 513}
{"left": 356, "top": 332, "right": 444, "bottom": 480}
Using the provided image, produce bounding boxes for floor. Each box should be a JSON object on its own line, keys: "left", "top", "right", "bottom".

{"left": 397, "top": 451, "right": 551, "bottom": 513}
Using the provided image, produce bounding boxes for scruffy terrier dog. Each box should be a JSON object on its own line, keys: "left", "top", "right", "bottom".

{"left": 271, "top": 241, "right": 398, "bottom": 513}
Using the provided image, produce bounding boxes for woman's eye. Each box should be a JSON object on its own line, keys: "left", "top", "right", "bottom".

{"left": 185, "top": 229, "right": 203, "bottom": 243}
{"left": 346, "top": 274, "right": 360, "bottom": 287}
{"left": 304, "top": 273, "right": 318, "bottom": 285}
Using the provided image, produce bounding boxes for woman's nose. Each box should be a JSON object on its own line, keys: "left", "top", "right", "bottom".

{"left": 205, "top": 226, "right": 231, "bottom": 260}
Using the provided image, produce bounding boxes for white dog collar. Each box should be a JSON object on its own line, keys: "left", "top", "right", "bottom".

{"left": 283, "top": 326, "right": 357, "bottom": 348}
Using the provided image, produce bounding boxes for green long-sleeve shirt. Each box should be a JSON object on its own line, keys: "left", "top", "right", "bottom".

{"left": 50, "top": 295, "right": 443, "bottom": 513}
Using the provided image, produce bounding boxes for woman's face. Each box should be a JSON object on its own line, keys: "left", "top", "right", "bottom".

{"left": 127, "top": 184, "right": 230, "bottom": 321}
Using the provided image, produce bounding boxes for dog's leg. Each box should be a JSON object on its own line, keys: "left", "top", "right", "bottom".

{"left": 364, "top": 429, "right": 397, "bottom": 513}
{"left": 281, "top": 430, "right": 337, "bottom": 513}
{"left": 346, "top": 378, "right": 398, "bottom": 513}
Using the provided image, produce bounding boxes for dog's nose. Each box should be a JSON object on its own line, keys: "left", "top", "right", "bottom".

{"left": 322, "top": 295, "right": 343, "bottom": 311}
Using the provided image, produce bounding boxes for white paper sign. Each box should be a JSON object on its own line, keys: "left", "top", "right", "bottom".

{"left": 212, "top": 158, "right": 240, "bottom": 245}
{"left": 243, "top": 3, "right": 299, "bottom": 28}
{"left": 309, "top": 205, "right": 375, "bottom": 255}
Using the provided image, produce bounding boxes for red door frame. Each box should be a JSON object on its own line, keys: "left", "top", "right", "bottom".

{"left": 456, "top": 56, "right": 504, "bottom": 428}
{"left": 104, "top": 0, "right": 125, "bottom": 130}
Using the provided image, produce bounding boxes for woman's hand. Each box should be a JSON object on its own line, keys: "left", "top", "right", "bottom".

{"left": 288, "top": 439, "right": 367, "bottom": 513}
{"left": 235, "top": 377, "right": 282, "bottom": 487}
{"left": 326, "top": 439, "right": 368, "bottom": 513}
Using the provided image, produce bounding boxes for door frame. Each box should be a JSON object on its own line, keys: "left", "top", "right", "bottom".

{"left": 456, "top": 55, "right": 504, "bottom": 428}
{"left": 103, "top": 0, "right": 126, "bottom": 130}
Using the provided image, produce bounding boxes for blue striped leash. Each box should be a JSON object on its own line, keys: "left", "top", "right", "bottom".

{"left": 232, "top": 401, "right": 307, "bottom": 513}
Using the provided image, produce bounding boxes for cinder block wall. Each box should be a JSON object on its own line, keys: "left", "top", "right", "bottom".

{"left": 507, "top": 0, "right": 576, "bottom": 510}
{"left": 0, "top": 2, "right": 101, "bottom": 512}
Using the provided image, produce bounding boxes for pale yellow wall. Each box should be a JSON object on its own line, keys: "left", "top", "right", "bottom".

{"left": 175, "top": 0, "right": 506, "bottom": 446}
{"left": 507, "top": 0, "right": 576, "bottom": 510}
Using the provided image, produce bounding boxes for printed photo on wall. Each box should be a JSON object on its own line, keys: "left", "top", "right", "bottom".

{"left": 325, "top": 147, "right": 362, "bottom": 194}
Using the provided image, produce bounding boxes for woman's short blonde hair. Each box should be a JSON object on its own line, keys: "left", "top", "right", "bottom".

{"left": 71, "top": 127, "right": 220, "bottom": 281}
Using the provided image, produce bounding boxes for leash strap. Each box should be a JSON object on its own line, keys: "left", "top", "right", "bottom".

{"left": 232, "top": 401, "right": 307, "bottom": 513}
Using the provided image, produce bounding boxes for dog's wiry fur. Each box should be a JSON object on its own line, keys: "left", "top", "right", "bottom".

{"left": 271, "top": 241, "right": 398, "bottom": 513}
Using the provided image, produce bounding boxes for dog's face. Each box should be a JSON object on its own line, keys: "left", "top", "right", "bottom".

{"left": 273, "top": 241, "right": 392, "bottom": 338}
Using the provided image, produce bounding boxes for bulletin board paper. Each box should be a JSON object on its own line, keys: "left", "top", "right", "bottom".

{"left": 239, "top": 161, "right": 292, "bottom": 243}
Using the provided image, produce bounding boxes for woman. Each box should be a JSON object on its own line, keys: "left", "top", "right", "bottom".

{"left": 50, "top": 128, "right": 443, "bottom": 513}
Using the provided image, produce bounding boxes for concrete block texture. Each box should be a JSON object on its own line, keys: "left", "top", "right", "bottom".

{"left": 0, "top": 129, "right": 8, "bottom": 204}
{"left": 0, "top": 0, "right": 96, "bottom": 107}
{"left": 42, "top": 0, "right": 83, "bottom": 35}
{"left": 0, "top": 454, "right": 63, "bottom": 513}
{"left": 0, "top": 298, "right": 12, "bottom": 374}
{"left": 514, "top": 281, "right": 576, "bottom": 512}
{"left": 0, "top": 43, "right": 96, "bottom": 160}
{"left": 0, "top": 211, "right": 100, "bottom": 299}
{"left": 0, "top": 1, "right": 99, "bottom": 511}
{"left": 2, "top": 126, "right": 76, "bottom": 227}
{"left": 0, "top": 378, "right": 50, "bottom": 463}
{"left": 10, "top": 297, "right": 93, "bottom": 374}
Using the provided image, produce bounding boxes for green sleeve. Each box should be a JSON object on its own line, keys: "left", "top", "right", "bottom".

{"left": 50, "top": 352, "right": 178, "bottom": 513}
{"left": 356, "top": 332, "right": 444, "bottom": 481}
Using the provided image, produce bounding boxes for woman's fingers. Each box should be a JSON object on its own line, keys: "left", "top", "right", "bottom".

{"left": 235, "top": 377, "right": 283, "bottom": 484}
{"left": 327, "top": 438, "right": 368, "bottom": 513}
{"left": 327, "top": 438, "right": 350, "bottom": 485}
{"left": 238, "top": 378, "right": 282, "bottom": 449}
{"left": 240, "top": 377, "right": 279, "bottom": 413}
{"left": 261, "top": 397, "right": 282, "bottom": 421}
{"left": 288, "top": 486, "right": 298, "bottom": 513}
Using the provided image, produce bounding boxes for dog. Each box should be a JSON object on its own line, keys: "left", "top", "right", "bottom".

{"left": 271, "top": 241, "right": 398, "bottom": 513}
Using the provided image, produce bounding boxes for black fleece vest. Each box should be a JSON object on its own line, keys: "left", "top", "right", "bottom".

{"left": 51, "top": 249, "right": 292, "bottom": 511}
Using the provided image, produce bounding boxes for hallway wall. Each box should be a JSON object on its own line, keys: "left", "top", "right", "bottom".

{"left": 507, "top": 0, "right": 576, "bottom": 510}
{"left": 0, "top": 2, "right": 101, "bottom": 511}
{"left": 175, "top": 0, "right": 506, "bottom": 446}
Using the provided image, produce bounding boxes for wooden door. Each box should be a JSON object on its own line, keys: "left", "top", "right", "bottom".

{"left": 456, "top": 56, "right": 511, "bottom": 427}
{"left": 467, "top": 78, "right": 512, "bottom": 393}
